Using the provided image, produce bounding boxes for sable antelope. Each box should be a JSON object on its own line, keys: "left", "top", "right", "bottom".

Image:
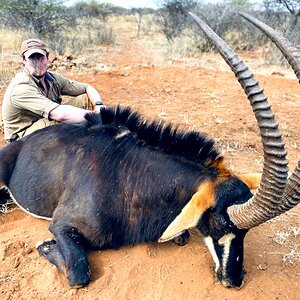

{"left": 0, "top": 13, "right": 298, "bottom": 289}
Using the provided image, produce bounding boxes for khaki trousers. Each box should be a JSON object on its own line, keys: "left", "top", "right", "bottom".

{"left": 18, "top": 94, "right": 93, "bottom": 138}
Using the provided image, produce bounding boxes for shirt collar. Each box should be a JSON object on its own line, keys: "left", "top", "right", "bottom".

{"left": 45, "top": 72, "right": 54, "bottom": 82}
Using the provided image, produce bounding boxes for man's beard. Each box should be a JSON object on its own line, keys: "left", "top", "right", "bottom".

{"left": 32, "top": 68, "right": 46, "bottom": 78}
{"left": 30, "top": 62, "right": 47, "bottom": 78}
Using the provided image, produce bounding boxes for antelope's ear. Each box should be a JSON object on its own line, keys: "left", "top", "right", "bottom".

{"left": 158, "top": 181, "right": 215, "bottom": 243}
{"left": 237, "top": 173, "right": 262, "bottom": 190}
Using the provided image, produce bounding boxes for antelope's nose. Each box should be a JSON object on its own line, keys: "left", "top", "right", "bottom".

{"left": 221, "top": 279, "right": 245, "bottom": 290}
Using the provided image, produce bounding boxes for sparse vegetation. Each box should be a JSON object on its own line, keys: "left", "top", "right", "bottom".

{"left": 0, "top": 0, "right": 298, "bottom": 63}
{"left": 0, "top": 0, "right": 73, "bottom": 37}
{"left": 0, "top": 0, "right": 299, "bottom": 85}
{"left": 273, "top": 226, "right": 300, "bottom": 265}
{"left": 154, "top": 0, "right": 300, "bottom": 63}
{"left": 155, "top": 0, "right": 198, "bottom": 41}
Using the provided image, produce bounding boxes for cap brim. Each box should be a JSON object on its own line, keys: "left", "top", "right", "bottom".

{"left": 23, "top": 48, "right": 47, "bottom": 59}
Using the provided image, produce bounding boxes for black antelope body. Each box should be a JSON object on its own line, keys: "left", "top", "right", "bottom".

{"left": 0, "top": 13, "right": 299, "bottom": 289}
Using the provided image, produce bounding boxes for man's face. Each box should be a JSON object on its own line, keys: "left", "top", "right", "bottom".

{"left": 23, "top": 53, "right": 48, "bottom": 78}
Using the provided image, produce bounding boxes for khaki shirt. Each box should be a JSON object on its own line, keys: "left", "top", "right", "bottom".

{"left": 2, "top": 68, "right": 88, "bottom": 141}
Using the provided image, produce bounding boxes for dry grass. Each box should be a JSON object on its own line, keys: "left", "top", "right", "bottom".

{"left": 0, "top": 14, "right": 295, "bottom": 86}
{"left": 0, "top": 29, "right": 26, "bottom": 55}
{"left": 0, "top": 17, "right": 117, "bottom": 85}
{"left": 0, "top": 30, "right": 26, "bottom": 86}
{"left": 273, "top": 226, "right": 300, "bottom": 265}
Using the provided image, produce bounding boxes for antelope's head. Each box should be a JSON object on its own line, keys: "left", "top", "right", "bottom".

{"left": 159, "top": 13, "right": 299, "bottom": 289}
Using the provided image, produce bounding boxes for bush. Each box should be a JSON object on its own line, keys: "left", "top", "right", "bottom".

{"left": 0, "top": 0, "right": 73, "bottom": 36}
{"left": 155, "top": 0, "right": 198, "bottom": 42}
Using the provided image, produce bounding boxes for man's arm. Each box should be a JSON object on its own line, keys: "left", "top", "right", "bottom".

{"left": 49, "top": 84, "right": 104, "bottom": 124}
{"left": 56, "top": 73, "right": 103, "bottom": 109}
{"left": 86, "top": 85, "right": 103, "bottom": 108}
{"left": 49, "top": 105, "right": 89, "bottom": 124}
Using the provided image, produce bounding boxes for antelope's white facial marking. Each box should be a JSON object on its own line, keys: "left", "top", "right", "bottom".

{"left": 204, "top": 233, "right": 236, "bottom": 274}
{"left": 204, "top": 236, "right": 220, "bottom": 271}
{"left": 218, "top": 233, "right": 236, "bottom": 277}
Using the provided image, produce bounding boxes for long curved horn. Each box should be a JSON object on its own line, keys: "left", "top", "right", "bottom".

{"left": 279, "top": 162, "right": 300, "bottom": 212}
{"left": 239, "top": 12, "right": 300, "bottom": 213}
{"left": 239, "top": 12, "right": 300, "bottom": 83}
{"left": 189, "top": 12, "right": 288, "bottom": 229}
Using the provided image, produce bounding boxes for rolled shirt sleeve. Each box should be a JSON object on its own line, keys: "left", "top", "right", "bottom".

{"left": 11, "top": 82, "right": 59, "bottom": 119}
{"left": 53, "top": 73, "right": 88, "bottom": 97}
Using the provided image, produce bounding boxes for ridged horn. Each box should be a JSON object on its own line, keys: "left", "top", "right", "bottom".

{"left": 189, "top": 12, "right": 288, "bottom": 229}
{"left": 239, "top": 12, "right": 300, "bottom": 83}
{"left": 279, "top": 162, "right": 300, "bottom": 212}
{"left": 239, "top": 13, "right": 300, "bottom": 213}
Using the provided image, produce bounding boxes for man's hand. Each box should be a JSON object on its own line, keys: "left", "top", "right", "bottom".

{"left": 93, "top": 105, "right": 103, "bottom": 113}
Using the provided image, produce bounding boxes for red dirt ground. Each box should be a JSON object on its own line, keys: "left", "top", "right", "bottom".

{"left": 0, "top": 24, "right": 299, "bottom": 300}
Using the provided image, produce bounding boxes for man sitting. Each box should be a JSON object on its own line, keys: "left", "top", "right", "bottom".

{"left": 2, "top": 38, "right": 104, "bottom": 143}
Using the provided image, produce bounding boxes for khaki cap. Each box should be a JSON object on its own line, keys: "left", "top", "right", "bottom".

{"left": 21, "top": 38, "right": 48, "bottom": 58}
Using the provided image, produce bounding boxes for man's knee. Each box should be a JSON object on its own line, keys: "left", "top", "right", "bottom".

{"left": 66, "top": 94, "right": 92, "bottom": 110}
{"left": 20, "top": 119, "right": 58, "bottom": 138}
